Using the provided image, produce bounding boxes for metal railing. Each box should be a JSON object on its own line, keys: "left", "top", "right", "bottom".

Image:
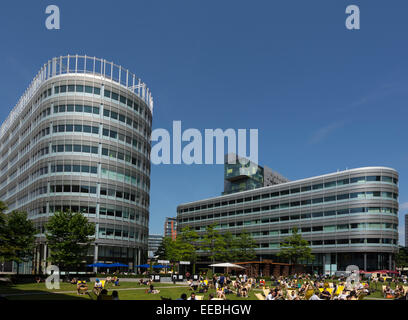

{"left": 0, "top": 55, "right": 154, "bottom": 140}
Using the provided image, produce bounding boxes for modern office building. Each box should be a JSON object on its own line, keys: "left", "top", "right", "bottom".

{"left": 405, "top": 214, "right": 408, "bottom": 247}
{"left": 0, "top": 55, "right": 153, "bottom": 273}
{"left": 223, "top": 153, "right": 289, "bottom": 195}
{"left": 164, "top": 217, "right": 177, "bottom": 240}
{"left": 177, "top": 163, "right": 399, "bottom": 273}
{"left": 148, "top": 234, "right": 163, "bottom": 259}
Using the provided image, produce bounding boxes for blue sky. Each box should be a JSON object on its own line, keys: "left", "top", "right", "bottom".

{"left": 0, "top": 0, "right": 407, "bottom": 243}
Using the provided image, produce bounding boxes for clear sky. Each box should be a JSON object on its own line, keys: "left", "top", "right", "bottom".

{"left": 0, "top": 0, "right": 407, "bottom": 243}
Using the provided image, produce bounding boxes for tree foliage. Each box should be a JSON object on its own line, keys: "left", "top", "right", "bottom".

{"left": 396, "top": 246, "right": 408, "bottom": 268}
{"left": 45, "top": 210, "right": 95, "bottom": 270}
{"left": 0, "top": 207, "right": 36, "bottom": 273}
{"left": 235, "top": 231, "right": 257, "bottom": 261}
{"left": 200, "top": 223, "right": 226, "bottom": 263}
{"left": 277, "top": 228, "right": 314, "bottom": 264}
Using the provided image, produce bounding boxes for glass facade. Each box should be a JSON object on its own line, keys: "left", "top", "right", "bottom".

{"left": 177, "top": 167, "right": 399, "bottom": 272}
{"left": 0, "top": 56, "right": 153, "bottom": 273}
{"left": 224, "top": 155, "right": 265, "bottom": 194}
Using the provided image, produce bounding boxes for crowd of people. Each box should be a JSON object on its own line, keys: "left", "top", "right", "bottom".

{"left": 58, "top": 271, "right": 408, "bottom": 301}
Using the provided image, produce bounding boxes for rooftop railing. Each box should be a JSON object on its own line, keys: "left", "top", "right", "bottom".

{"left": 0, "top": 55, "right": 153, "bottom": 140}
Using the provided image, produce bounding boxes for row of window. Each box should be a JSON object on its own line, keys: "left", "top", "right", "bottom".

{"left": 101, "top": 147, "right": 143, "bottom": 168}
{"left": 52, "top": 124, "right": 99, "bottom": 134}
{"left": 32, "top": 204, "right": 146, "bottom": 224}
{"left": 52, "top": 144, "right": 99, "bottom": 154}
{"left": 180, "top": 207, "right": 398, "bottom": 223}
{"left": 98, "top": 226, "right": 139, "bottom": 240}
{"left": 180, "top": 175, "right": 398, "bottom": 213}
{"left": 179, "top": 191, "right": 398, "bottom": 221}
{"left": 53, "top": 104, "right": 100, "bottom": 115}
{"left": 51, "top": 164, "right": 98, "bottom": 174}
{"left": 53, "top": 84, "right": 150, "bottom": 122}
{"left": 50, "top": 184, "right": 97, "bottom": 194}
{"left": 255, "top": 238, "right": 397, "bottom": 248}
{"left": 53, "top": 104, "right": 145, "bottom": 132}
{"left": 103, "top": 108, "right": 144, "bottom": 132}
{"left": 49, "top": 184, "right": 147, "bottom": 205}
{"left": 102, "top": 127, "right": 146, "bottom": 152}
{"left": 54, "top": 84, "right": 101, "bottom": 95}
{"left": 101, "top": 167, "right": 140, "bottom": 187}
{"left": 203, "top": 221, "right": 398, "bottom": 232}
{"left": 103, "top": 89, "right": 150, "bottom": 121}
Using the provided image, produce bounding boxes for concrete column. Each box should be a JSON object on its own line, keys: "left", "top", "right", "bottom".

{"left": 364, "top": 253, "right": 367, "bottom": 271}
{"left": 43, "top": 244, "right": 48, "bottom": 274}
{"left": 93, "top": 244, "right": 98, "bottom": 273}
{"left": 389, "top": 253, "right": 392, "bottom": 270}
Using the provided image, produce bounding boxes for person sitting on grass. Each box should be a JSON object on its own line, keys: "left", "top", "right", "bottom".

{"left": 224, "top": 285, "right": 233, "bottom": 294}
{"left": 187, "top": 292, "right": 197, "bottom": 300}
{"left": 208, "top": 293, "right": 215, "bottom": 300}
{"left": 176, "top": 293, "right": 187, "bottom": 300}
{"left": 383, "top": 285, "right": 393, "bottom": 298}
{"left": 309, "top": 290, "right": 323, "bottom": 300}
{"left": 217, "top": 288, "right": 226, "bottom": 299}
{"left": 148, "top": 284, "right": 160, "bottom": 294}
{"left": 338, "top": 289, "right": 348, "bottom": 300}
{"left": 287, "top": 290, "right": 299, "bottom": 300}
{"left": 240, "top": 286, "right": 248, "bottom": 298}
{"left": 93, "top": 279, "right": 103, "bottom": 295}
{"left": 106, "top": 276, "right": 112, "bottom": 284}
{"left": 266, "top": 290, "right": 274, "bottom": 300}
{"left": 97, "top": 289, "right": 113, "bottom": 300}
{"left": 320, "top": 288, "right": 332, "bottom": 300}
{"left": 111, "top": 290, "right": 119, "bottom": 300}
{"left": 77, "top": 280, "right": 88, "bottom": 295}
{"left": 114, "top": 277, "right": 120, "bottom": 286}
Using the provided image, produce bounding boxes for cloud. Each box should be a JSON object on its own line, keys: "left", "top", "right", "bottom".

{"left": 400, "top": 202, "right": 408, "bottom": 212}
{"left": 308, "top": 121, "right": 345, "bottom": 145}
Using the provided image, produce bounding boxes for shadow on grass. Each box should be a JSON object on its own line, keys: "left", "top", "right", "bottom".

{"left": 0, "top": 282, "right": 92, "bottom": 301}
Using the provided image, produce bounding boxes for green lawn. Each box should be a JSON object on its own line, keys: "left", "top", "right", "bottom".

{"left": 0, "top": 280, "right": 401, "bottom": 300}
{"left": 0, "top": 281, "right": 260, "bottom": 300}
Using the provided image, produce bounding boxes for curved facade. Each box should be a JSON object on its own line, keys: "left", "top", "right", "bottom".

{"left": 0, "top": 55, "right": 153, "bottom": 273}
{"left": 177, "top": 167, "right": 399, "bottom": 272}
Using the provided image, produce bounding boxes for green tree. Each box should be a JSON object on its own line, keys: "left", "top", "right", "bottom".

{"left": 235, "top": 230, "right": 257, "bottom": 261}
{"left": 45, "top": 211, "right": 95, "bottom": 270}
{"left": 176, "top": 226, "right": 199, "bottom": 272}
{"left": 0, "top": 201, "right": 8, "bottom": 260}
{"left": 277, "top": 228, "right": 314, "bottom": 264}
{"left": 396, "top": 246, "right": 408, "bottom": 268}
{"left": 1, "top": 210, "right": 36, "bottom": 274}
{"left": 200, "top": 223, "right": 226, "bottom": 265}
{"left": 154, "top": 237, "right": 180, "bottom": 272}
{"left": 222, "top": 231, "right": 238, "bottom": 261}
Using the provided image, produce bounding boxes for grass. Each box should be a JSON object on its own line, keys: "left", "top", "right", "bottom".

{"left": 0, "top": 280, "right": 402, "bottom": 300}
{"left": 0, "top": 281, "right": 260, "bottom": 300}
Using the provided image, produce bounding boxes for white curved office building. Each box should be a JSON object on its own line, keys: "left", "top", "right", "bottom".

{"left": 178, "top": 166, "right": 399, "bottom": 273}
{"left": 0, "top": 55, "right": 153, "bottom": 273}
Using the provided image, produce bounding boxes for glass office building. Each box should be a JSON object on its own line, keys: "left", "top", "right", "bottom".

{"left": 177, "top": 166, "right": 399, "bottom": 272}
{"left": 164, "top": 217, "right": 177, "bottom": 240}
{"left": 0, "top": 55, "right": 153, "bottom": 273}
{"left": 148, "top": 234, "right": 163, "bottom": 259}
{"left": 224, "top": 153, "right": 289, "bottom": 195}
